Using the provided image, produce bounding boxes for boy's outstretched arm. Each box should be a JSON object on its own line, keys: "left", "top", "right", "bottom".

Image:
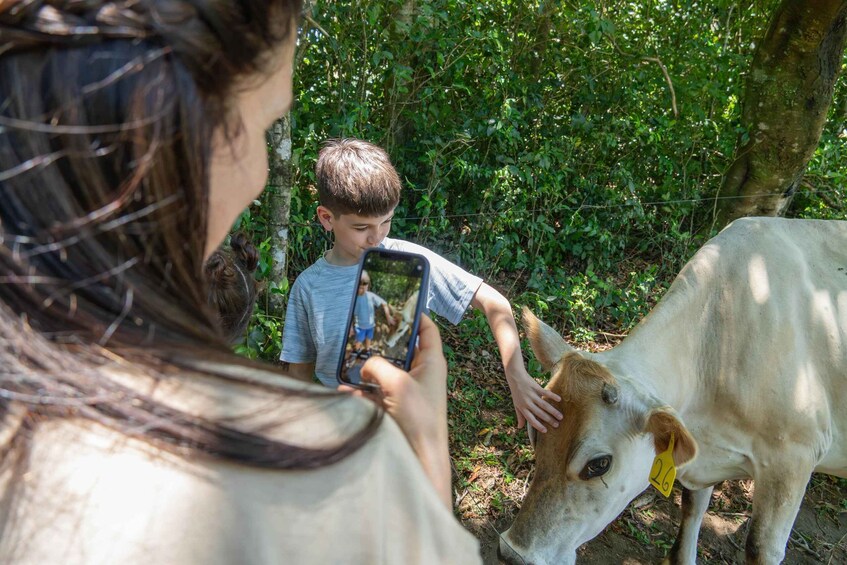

{"left": 471, "top": 283, "right": 563, "bottom": 433}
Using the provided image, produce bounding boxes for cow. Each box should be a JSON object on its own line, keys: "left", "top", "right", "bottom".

{"left": 498, "top": 217, "right": 847, "bottom": 565}
{"left": 385, "top": 289, "right": 419, "bottom": 349}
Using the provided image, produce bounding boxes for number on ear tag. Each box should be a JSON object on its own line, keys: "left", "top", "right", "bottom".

{"left": 649, "top": 432, "right": 676, "bottom": 497}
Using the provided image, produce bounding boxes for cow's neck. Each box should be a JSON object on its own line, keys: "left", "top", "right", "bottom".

{"left": 605, "top": 277, "right": 720, "bottom": 414}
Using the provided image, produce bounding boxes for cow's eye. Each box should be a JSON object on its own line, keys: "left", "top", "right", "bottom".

{"left": 579, "top": 455, "right": 612, "bottom": 480}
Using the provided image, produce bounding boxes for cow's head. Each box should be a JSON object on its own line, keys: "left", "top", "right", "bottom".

{"left": 498, "top": 308, "right": 697, "bottom": 565}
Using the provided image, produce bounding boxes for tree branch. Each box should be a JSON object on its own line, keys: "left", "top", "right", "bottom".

{"left": 604, "top": 33, "right": 679, "bottom": 119}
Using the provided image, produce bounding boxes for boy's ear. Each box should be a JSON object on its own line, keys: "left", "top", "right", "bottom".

{"left": 316, "top": 205, "right": 335, "bottom": 231}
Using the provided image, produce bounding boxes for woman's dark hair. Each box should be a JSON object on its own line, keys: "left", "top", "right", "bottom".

{"left": 205, "top": 233, "right": 260, "bottom": 344}
{"left": 0, "top": 0, "right": 381, "bottom": 468}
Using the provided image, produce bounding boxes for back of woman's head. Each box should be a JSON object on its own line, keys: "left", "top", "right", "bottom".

{"left": 205, "top": 233, "right": 260, "bottom": 344}
{"left": 0, "top": 0, "right": 300, "bottom": 349}
{"left": 0, "top": 2, "right": 386, "bottom": 470}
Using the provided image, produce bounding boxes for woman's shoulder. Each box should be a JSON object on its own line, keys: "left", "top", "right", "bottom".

{"left": 1, "top": 381, "right": 480, "bottom": 564}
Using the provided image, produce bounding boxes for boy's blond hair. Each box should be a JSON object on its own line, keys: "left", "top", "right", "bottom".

{"left": 316, "top": 138, "right": 401, "bottom": 216}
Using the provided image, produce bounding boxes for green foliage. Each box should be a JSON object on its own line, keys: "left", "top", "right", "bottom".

{"left": 237, "top": 310, "right": 284, "bottom": 360}
{"left": 239, "top": 0, "right": 845, "bottom": 364}
{"left": 280, "top": 0, "right": 804, "bottom": 338}
{"left": 792, "top": 71, "right": 847, "bottom": 221}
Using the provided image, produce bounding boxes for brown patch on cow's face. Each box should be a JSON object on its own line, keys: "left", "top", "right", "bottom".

{"left": 507, "top": 352, "right": 619, "bottom": 547}
{"left": 555, "top": 353, "right": 618, "bottom": 403}
{"left": 533, "top": 353, "right": 619, "bottom": 479}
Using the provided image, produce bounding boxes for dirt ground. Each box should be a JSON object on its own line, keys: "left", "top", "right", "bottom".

{"left": 459, "top": 460, "right": 847, "bottom": 564}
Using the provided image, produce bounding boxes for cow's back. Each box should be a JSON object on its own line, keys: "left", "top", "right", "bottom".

{"left": 705, "top": 218, "right": 847, "bottom": 374}
{"left": 704, "top": 218, "right": 846, "bottom": 475}
{"left": 620, "top": 217, "right": 847, "bottom": 479}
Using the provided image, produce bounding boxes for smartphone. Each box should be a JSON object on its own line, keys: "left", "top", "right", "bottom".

{"left": 336, "top": 248, "right": 430, "bottom": 389}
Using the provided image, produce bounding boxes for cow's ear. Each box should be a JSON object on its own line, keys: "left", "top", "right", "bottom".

{"left": 521, "top": 307, "right": 574, "bottom": 371}
{"left": 644, "top": 408, "right": 698, "bottom": 467}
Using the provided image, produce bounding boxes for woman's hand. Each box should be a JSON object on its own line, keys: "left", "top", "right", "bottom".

{"left": 340, "top": 316, "right": 451, "bottom": 508}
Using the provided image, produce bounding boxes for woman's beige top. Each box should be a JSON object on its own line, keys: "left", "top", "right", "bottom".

{"left": 0, "top": 363, "right": 481, "bottom": 564}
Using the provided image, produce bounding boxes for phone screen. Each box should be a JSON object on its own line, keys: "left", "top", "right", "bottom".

{"left": 337, "top": 249, "right": 429, "bottom": 387}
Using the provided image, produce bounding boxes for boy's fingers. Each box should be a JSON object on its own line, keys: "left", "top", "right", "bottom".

{"left": 515, "top": 410, "right": 526, "bottom": 429}
{"left": 528, "top": 381, "right": 561, "bottom": 403}
{"left": 537, "top": 396, "right": 563, "bottom": 420}
{"left": 528, "top": 383, "right": 562, "bottom": 418}
{"left": 541, "top": 389, "right": 562, "bottom": 403}
{"left": 531, "top": 405, "right": 560, "bottom": 427}
{"left": 524, "top": 410, "right": 548, "bottom": 434}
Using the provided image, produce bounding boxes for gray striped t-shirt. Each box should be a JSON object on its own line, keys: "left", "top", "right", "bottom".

{"left": 280, "top": 237, "right": 483, "bottom": 387}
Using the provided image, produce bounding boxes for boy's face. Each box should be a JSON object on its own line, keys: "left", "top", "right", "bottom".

{"left": 357, "top": 277, "right": 370, "bottom": 295}
{"left": 317, "top": 207, "right": 394, "bottom": 265}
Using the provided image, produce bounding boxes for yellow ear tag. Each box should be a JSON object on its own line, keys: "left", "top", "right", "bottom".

{"left": 649, "top": 432, "right": 676, "bottom": 497}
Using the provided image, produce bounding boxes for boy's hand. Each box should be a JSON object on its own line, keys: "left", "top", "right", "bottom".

{"left": 470, "top": 282, "right": 563, "bottom": 435}
{"left": 338, "top": 316, "right": 451, "bottom": 508}
{"left": 506, "top": 367, "right": 563, "bottom": 434}
{"left": 383, "top": 306, "right": 399, "bottom": 326}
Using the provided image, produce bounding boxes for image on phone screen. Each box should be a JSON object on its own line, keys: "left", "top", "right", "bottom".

{"left": 337, "top": 250, "right": 429, "bottom": 387}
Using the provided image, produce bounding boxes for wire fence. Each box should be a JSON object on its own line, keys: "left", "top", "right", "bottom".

{"left": 279, "top": 186, "right": 846, "bottom": 229}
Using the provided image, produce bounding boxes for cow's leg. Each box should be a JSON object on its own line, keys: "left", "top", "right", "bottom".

{"left": 663, "top": 485, "right": 713, "bottom": 565}
{"left": 744, "top": 469, "right": 811, "bottom": 564}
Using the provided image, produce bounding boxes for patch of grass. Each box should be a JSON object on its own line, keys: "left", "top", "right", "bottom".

{"left": 808, "top": 474, "right": 847, "bottom": 525}
{"left": 619, "top": 505, "right": 676, "bottom": 554}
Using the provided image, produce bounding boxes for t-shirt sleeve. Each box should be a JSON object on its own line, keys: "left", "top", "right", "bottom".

{"left": 279, "top": 278, "right": 316, "bottom": 364}
{"left": 369, "top": 292, "right": 387, "bottom": 308}
{"left": 387, "top": 239, "right": 482, "bottom": 325}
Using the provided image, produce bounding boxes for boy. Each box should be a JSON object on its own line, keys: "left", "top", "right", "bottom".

{"left": 352, "top": 270, "right": 395, "bottom": 354}
{"left": 280, "top": 138, "right": 562, "bottom": 433}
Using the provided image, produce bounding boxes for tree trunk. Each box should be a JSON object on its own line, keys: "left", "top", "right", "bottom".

{"left": 710, "top": 0, "right": 847, "bottom": 231}
{"left": 526, "top": 0, "right": 557, "bottom": 81}
{"left": 383, "top": 0, "right": 418, "bottom": 153}
{"left": 261, "top": 0, "right": 314, "bottom": 319}
{"left": 264, "top": 115, "right": 293, "bottom": 318}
